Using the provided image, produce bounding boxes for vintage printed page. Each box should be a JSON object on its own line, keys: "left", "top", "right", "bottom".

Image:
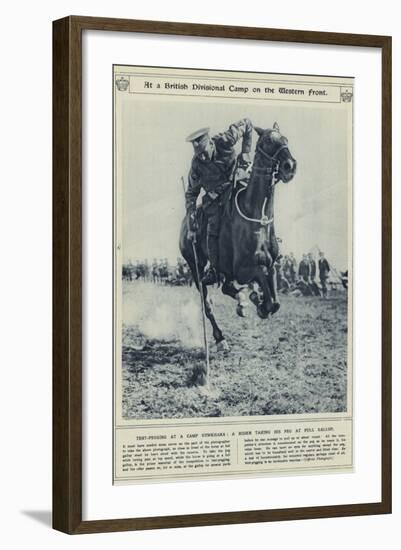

{"left": 113, "top": 65, "right": 353, "bottom": 484}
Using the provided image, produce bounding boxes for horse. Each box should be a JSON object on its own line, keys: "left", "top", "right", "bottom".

{"left": 179, "top": 122, "right": 297, "bottom": 354}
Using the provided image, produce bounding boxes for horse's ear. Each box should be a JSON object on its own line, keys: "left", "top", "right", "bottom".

{"left": 273, "top": 122, "right": 280, "bottom": 132}
{"left": 254, "top": 126, "right": 264, "bottom": 136}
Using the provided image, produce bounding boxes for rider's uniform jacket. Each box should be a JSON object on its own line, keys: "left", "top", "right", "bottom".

{"left": 185, "top": 118, "right": 253, "bottom": 213}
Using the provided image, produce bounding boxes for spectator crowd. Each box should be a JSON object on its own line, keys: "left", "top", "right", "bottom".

{"left": 276, "top": 251, "right": 334, "bottom": 298}
{"left": 123, "top": 250, "right": 347, "bottom": 297}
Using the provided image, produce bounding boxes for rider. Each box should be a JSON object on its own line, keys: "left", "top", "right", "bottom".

{"left": 185, "top": 118, "right": 253, "bottom": 285}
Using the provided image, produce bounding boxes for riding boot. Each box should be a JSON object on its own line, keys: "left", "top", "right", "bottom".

{"left": 202, "top": 234, "right": 219, "bottom": 285}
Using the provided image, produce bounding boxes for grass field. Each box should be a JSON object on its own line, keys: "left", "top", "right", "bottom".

{"left": 121, "top": 280, "right": 348, "bottom": 419}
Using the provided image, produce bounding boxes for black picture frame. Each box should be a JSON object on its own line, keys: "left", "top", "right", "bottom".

{"left": 53, "top": 15, "right": 392, "bottom": 534}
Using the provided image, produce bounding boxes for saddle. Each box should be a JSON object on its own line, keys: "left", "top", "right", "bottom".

{"left": 191, "top": 159, "right": 252, "bottom": 232}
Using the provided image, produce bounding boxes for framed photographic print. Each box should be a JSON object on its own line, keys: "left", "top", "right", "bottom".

{"left": 53, "top": 16, "right": 392, "bottom": 534}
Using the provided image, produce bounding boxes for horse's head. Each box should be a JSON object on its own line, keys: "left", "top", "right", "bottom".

{"left": 254, "top": 122, "right": 297, "bottom": 183}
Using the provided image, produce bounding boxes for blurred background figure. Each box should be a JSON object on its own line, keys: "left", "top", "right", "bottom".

{"left": 318, "top": 251, "right": 331, "bottom": 297}
{"left": 308, "top": 252, "right": 321, "bottom": 296}
{"left": 288, "top": 252, "right": 297, "bottom": 284}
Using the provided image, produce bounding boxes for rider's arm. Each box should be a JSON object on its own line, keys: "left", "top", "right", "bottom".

{"left": 219, "top": 118, "right": 253, "bottom": 154}
{"left": 185, "top": 161, "right": 202, "bottom": 213}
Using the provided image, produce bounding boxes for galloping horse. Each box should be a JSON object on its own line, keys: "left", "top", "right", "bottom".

{"left": 179, "top": 123, "right": 297, "bottom": 352}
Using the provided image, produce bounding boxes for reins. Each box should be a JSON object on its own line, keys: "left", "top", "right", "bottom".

{"left": 234, "top": 141, "right": 287, "bottom": 226}
{"left": 235, "top": 187, "right": 274, "bottom": 226}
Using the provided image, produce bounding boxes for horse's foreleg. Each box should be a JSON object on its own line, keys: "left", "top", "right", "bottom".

{"left": 202, "top": 285, "right": 229, "bottom": 351}
{"left": 183, "top": 240, "right": 227, "bottom": 351}
{"left": 252, "top": 266, "right": 278, "bottom": 319}
{"left": 222, "top": 280, "right": 249, "bottom": 318}
{"left": 266, "top": 265, "right": 280, "bottom": 315}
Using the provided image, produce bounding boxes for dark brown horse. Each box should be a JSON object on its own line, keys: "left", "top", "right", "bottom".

{"left": 179, "top": 123, "right": 297, "bottom": 352}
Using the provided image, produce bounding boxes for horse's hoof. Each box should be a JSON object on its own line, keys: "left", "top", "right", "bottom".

{"left": 271, "top": 302, "right": 280, "bottom": 315}
{"left": 236, "top": 304, "right": 248, "bottom": 317}
{"left": 249, "top": 291, "right": 260, "bottom": 306}
{"left": 257, "top": 304, "right": 269, "bottom": 319}
{"left": 217, "top": 339, "right": 229, "bottom": 352}
{"left": 196, "top": 373, "right": 208, "bottom": 386}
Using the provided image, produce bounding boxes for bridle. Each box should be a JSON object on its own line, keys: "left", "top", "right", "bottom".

{"left": 235, "top": 135, "right": 289, "bottom": 226}
{"left": 253, "top": 140, "right": 289, "bottom": 178}
{"left": 257, "top": 141, "right": 289, "bottom": 161}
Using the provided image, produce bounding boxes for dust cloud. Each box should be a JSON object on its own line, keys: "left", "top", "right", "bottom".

{"left": 122, "top": 282, "right": 203, "bottom": 348}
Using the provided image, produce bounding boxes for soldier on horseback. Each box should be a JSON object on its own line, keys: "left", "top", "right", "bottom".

{"left": 185, "top": 118, "right": 253, "bottom": 285}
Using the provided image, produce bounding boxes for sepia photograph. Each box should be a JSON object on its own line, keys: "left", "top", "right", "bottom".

{"left": 114, "top": 66, "right": 352, "bottom": 423}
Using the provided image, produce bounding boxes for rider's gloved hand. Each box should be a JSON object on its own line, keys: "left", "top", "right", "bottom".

{"left": 187, "top": 230, "right": 197, "bottom": 242}
{"left": 239, "top": 152, "right": 251, "bottom": 167}
{"left": 188, "top": 210, "right": 198, "bottom": 230}
{"left": 187, "top": 210, "right": 198, "bottom": 241}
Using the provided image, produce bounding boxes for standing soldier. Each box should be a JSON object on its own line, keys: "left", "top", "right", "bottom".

{"left": 282, "top": 255, "right": 293, "bottom": 286}
{"left": 143, "top": 259, "right": 150, "bottom": 281}
{"left": 308, "top": 252, "right": 321, "bottom": 296}
{"left": 185, "top": 118, "right": 253, "bottom": 285}
{"left": 276, "top": 255, "right": 290, "bottom": 293}
{"left": 296, "top": 255, "right": 311, "bottom": 296}
{"left": 176, "top": 257, "right": 185, "bottom": 284}
{"left": 298, "top": 254, "right": 310, "bottom": 284}
{"left": 127, "top": 260, "right": 134, "bottom": 281}
{"left": 151, "top": 258, "right": 159, "bottom": 283}
{"left": 160, "top": 258, "right": 169, "bottom": 284}
{"left": 289, "top": 252, "right": 297, "bottom": 284}
{"left": 318, "top": 251, "right": 331, "bottom": 298}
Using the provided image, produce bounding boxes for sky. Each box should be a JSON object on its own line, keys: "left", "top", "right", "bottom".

{"left": 118, "top": 90, "right": 351, "bottom": 271}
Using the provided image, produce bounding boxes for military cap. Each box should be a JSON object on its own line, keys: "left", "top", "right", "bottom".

{"left": 185, "top": 127, "right": 210, "bottom": 143}
{"left": 186, "top": 128, "right": 213, "bottom": 155}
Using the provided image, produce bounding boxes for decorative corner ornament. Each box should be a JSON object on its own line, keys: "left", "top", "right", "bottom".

{"left": 116, "top": 76, "right": 130, "bottom": 91}
{"left": 340, "top": 88, "right": 353, "bottom": 102}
